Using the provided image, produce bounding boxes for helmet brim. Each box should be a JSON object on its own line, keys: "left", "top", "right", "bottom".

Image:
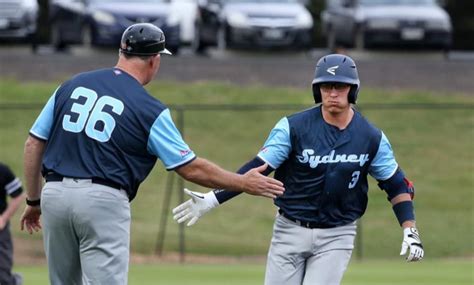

{"left": 312, "top": 76, "right": 359, "bottom": 86}
{"left": 160, "top": 48, "right": 172, "bottom": 55}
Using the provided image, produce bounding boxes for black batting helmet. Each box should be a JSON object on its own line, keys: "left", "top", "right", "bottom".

{"left": 120, "top": 23, "right": 171, "bottom": 56}
{"left": 312, "top": 54, "right": 360, "bottom": 104}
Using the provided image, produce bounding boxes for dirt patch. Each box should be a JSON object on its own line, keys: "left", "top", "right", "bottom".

{"left": 13, "top": 237, "right": 46, "bottom": 265}
{"left": 13, "top": 237, "right": 265, "bottom": 266}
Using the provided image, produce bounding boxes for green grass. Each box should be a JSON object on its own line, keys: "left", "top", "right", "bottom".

{"left": 1, "top": 80, "right": 473, "bottom": 260}
{"left": 14, "top": 259, "right": 474, "bottom": 285}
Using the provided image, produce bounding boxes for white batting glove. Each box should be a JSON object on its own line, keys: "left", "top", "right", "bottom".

{"left": 400, "top": 227, "right": 424, "bottom": 262}
{"left": 172, "top": 188, "right": 219, "bottom": 226}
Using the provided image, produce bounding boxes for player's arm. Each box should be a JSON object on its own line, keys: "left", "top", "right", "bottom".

{"left": 173, "top": 157, "right": 274, "bottom": 226}
{"left": 173, "top": 117, "right": 291, "bottom": 226}
{"left": 0, "top": 166, "right": 25, "bottom": 230}
{"left": 370, "top": 132, "right": 424, "bottom": 262}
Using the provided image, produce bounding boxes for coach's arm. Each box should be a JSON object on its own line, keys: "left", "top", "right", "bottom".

{"left": 20, "top": 135, "right": 46, "bottom": 234}
{"left": 175, "top": 157, "right": 282, "bottom": 199}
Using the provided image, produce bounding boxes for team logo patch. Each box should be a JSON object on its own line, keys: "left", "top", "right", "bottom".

{"left": 180, "top": 149, "right": 191, "bottom": 157}
{"left": 327, "top": 65, "right": 339, "bottom": 75}
{"left": 259, "top": 146, "right": 268, "bottom": 153}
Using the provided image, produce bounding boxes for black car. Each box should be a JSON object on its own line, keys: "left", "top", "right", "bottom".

{"left": 50, "top": 0, "right": 181, "bottom": 53}
{"left": 192, "top": 0, "right": 313, "bottom": 53}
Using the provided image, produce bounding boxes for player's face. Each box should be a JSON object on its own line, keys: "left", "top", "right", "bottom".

{"left": 320, "top": 82, "right": 351, "bottom": 114}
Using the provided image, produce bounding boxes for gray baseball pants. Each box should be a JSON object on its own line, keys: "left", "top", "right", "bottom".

{"left": 41, "top": 178, "right": 130, "bottom": 285}
{"left": 264, "top": 213, "right": 357, "bottom": 285}
{"left": 0, "top": 222, "right": 16, "bottom": 285}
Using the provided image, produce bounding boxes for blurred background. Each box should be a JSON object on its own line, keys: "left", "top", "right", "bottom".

{"left": 0, "top": 0, "right": 473, "bottom": 284}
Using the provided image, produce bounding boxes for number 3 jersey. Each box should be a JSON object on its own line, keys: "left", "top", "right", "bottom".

{"left": 29, "top": 68, "right": 196, "bottom": 201}
{"left": 258, "top": 106, "right": 398, "bottom": 227}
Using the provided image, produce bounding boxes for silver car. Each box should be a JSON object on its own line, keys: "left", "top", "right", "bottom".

{"left": 0, "top": 0, "right": 38, "bottom": 40}
{"left": 321, "top": 0, "right": 452, "bottom": 50}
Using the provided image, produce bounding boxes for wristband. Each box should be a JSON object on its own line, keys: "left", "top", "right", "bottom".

{"left": 26, "top": 198, "right": 41, "bottom": 206}
{"left": 392, "top": 200, "right": 415, "bottom": 225}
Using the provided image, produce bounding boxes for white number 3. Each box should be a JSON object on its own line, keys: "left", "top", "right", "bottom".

{"left": 348, "top": 171, "right": 360, "bottom": 189}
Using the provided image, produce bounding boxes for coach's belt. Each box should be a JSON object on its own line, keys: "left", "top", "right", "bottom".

{"left": 45, "top": 172, "right": 122, "bottom": 191}
{"left": 278, "top": 209, "right": 332, "bottom": 229}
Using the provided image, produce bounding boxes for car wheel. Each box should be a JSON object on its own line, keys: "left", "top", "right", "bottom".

{"left": 51, "top": 23, "right": 68, "bottom": 51}
{"left": 354, "top": 27, "right": 365, "bottom": 50}
{"left": 192, "top": 24, "right": 207, "bottom": 54}
{"left": 217, "top": 25, "right": 227, "bottom": 50}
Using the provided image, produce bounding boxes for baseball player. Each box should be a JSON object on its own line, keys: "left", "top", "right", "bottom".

{"left": 173, "top": 54, "right": 424, "bottom": 285}
{"left": 0, "top": 163, "right": 24, "bottom": 285}
{"left": 19, "top": 23, "right": 284, "bottom": 285}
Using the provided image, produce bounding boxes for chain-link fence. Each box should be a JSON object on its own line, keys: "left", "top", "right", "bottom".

{"left": 1, "top": 103, "right": 473, "bottom": 261}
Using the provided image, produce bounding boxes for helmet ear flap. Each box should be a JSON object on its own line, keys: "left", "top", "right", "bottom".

{"left": 348, "top": 85, "right": 358, "bottom": 104}
{"left": 312, "top": 84, "right": 322, "bottom": 104}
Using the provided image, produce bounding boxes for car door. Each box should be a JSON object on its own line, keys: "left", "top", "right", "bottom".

{"left": 198, "top": 0, "right": 221, "bottom": 44}
{"left": 332, "top": 0, "right": 357, "bottom": 45}
{"left": 50, "top": 0, "right": 88, "bottom": 45}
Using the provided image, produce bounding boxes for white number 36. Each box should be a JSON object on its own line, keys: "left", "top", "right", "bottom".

{"left": 62, "top": 87, "right": 124, "bottom": 142}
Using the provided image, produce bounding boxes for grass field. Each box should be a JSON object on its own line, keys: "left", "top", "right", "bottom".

{"left": 1, "top": 80, "right": 473, "bottom": 263}
{"left": 15, "top": 259, "right": 473, "bottom": 285}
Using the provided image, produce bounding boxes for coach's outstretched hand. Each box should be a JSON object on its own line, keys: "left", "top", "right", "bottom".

{"left": 172, "top": 188, "right": 219, "bottom": 226}
{"left": 400, "top": 227, "right": 424, "bottom": 262}
{"left": 241, "top": 163, "right": 284, "bottom": 199}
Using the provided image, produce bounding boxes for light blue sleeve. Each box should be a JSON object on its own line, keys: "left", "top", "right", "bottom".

{"left": 369, "top": 132, "right": 399, "bottom": 180}
{"left": 147, "top": 109, "right": 196, "bottom": 170}
{"left": 29, "top": 89, "right": 58, "bottom": 140}
{"left": 257, "top": 117, "right": 292, "bottom": 169}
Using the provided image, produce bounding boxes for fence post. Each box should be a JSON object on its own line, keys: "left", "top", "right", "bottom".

{"left": 176, "top": 108, "right": 186, "bottom": 263}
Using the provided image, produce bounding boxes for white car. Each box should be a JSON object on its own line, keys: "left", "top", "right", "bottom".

{"left": 171, "top": 0, "right": 198, "bottom": 45}
{"left": 0, "top": 0, "right": 38, "bottom": 40}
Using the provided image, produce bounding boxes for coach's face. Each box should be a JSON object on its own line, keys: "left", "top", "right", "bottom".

{"left": 320, "top": 82, "right": 351, "bottom": 114}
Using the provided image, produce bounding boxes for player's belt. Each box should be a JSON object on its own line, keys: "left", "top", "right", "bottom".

{"left": 278, "top": 209, "right": 333, "bottom": 229}
{"left": 45, "top": 172, "right": 123, "bottom": 191}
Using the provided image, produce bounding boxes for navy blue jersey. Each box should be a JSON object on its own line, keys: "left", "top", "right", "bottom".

{"left": 258, "top": 106, "right": 398, "bottom": 227}
{"left": 0, "top": 163, "right": 23, "bottom": 214}
{"left": 30, "top": 68, "right": 195, "bottom": 201}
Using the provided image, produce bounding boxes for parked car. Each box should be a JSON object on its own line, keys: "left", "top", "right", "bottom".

{"left": 321, "top": 0, "right": 452, "bottom": 50}
{"left": 192, "top": 0, "right": 313, "bottom": 53}
{"left": 171, "top": 0, "right": 198, "bottom": 45}
{"left": 50, "top": 0, "right": 181, "bottom": 53}
{"left": 0, "top": 0, "right": 38, "bottom": 41}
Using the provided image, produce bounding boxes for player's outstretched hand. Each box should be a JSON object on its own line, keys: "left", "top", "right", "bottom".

{"left": 241, "top": 163, "right": 284, "bottom": 199}
{"left": 400, "top": 227, "right": 424, "bottom": 262}
{"left": 172, "top": 188, "right": 219, "bottom": 226}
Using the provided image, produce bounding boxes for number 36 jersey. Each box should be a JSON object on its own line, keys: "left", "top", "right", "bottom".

{"left": 258, "top": 106, "right": 398, "bottom": 227}
{"left": 29, "top": 68, "right": 195, "bottom": 201}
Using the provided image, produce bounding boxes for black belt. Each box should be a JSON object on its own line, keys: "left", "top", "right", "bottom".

{"left": 278, "top": 209, "right": 332, "bottom": 229}
{"left": 45, "top": 173, "right": 122, "bottom": 191}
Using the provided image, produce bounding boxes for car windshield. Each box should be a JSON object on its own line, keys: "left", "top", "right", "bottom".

{"left": 359, "top": 0, "right": 436, "bottom": 6}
